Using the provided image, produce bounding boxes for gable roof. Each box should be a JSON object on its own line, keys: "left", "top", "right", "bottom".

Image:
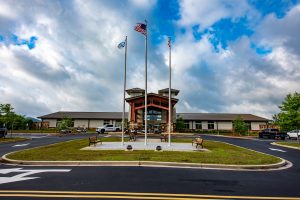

{"left": 176, "top": 113, "right": 269, "bottom": 122}
{"left": 38, "top": 112, "right": 128, "bottom": 120}
{"left": 39, "top": 111, "right": 269, "bottom": 122}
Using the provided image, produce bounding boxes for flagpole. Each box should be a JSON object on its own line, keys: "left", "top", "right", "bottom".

{"left": 168, "top": 37, "right": 171, "bottom": 147}
{"left": 122, "top": 36, "right": 127, "bottom": 146}
{"left": 144, "top": 20, "right": 148, "bottom": 146}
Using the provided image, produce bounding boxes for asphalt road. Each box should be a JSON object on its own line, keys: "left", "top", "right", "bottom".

{"left": 0, "top": 133, "right": 299, "bottom": 200}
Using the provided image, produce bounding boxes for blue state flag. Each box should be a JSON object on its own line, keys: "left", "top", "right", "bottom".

{"left": 118, "top": 41, "right": 126, "bottom": 49}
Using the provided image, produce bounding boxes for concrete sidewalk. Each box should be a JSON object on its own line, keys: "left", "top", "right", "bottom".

{"left": 82, "top": 138, "right": 208, "bottom": 152}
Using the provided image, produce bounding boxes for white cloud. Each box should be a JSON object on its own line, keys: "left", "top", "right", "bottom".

{"left": 254, "top": 4, "right": 300, "bottom": 55}
{"left": 178, "top": 0, "right": 250, "bottom": 30}
{"left": 1, "top": 0, "right": 300, "bottom": 120}
{"left": 0, "top": 2, "right": 17, "bottom": 19}
{"left": 129, "top": 0, "right": 157, "bottom": 8}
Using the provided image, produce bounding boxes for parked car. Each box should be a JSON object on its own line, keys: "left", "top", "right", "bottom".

{"left": 287, "top": 130, "right": 300, "bottom": 139}
{"left": 0, "top": 127, "right": 7, "bottom": 138}
{"left": 258, "top": 128, "right": 286, "bottom": 140}
{"left": 59, "top": 128, "right": 72, "bottom": 134}
{"left": 96, "top": 124, "right": 121, "bottom": 134}
{"left": 153, "top": 125, "right": 162, "bottom": 134}
{"left": 76, "top": 127, "right": 87, "bottom": 133}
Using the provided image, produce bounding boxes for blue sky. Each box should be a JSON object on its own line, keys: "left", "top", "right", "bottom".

{"left": 0, "top": 0, "right": 300, "bottom": 118}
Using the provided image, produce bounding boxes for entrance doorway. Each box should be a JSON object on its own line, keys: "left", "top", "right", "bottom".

{"left": 146, "top": 108, "right": 162, "bottom": 133}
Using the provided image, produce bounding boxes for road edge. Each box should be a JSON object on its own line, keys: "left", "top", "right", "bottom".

{"left": 200, "top": 134, "right": 257, "bottom": 140}
{"left": 271, "top": 142, "right": 300, "bottom": 150}
{"left": 1, "top": 151, "right": 290, "bottom": 171}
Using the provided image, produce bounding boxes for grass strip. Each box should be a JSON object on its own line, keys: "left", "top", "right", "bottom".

{"left": 276, "top": 142, "right": 300, "bottom": 148}
{"left": 7, "top": 138, "right": 280, "bottom": 165}
{"left": 0, "top": 137, "right": 29, "bottom": 144}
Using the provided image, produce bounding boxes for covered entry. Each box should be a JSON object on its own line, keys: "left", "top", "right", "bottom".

{"left": 126, "top": 91, "right": 178, "bottom": 132}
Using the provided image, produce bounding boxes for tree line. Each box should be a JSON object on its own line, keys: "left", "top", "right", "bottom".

{"left": 0, "top": 104, "right": 33, "bottom": 130}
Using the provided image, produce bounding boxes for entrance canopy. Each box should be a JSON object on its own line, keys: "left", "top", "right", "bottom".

{"left": 125, "top": 93, "right": 178, "bottom": 130}
{"left": 126, "top": 93, "right": 178, "bottom": 110}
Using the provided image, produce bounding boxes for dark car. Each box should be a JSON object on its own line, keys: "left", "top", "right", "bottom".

{"left": 76, "top": 127, "right": 87, "bottom": 133}
{"left": 259, "top": 128, "right": 286, "bottom": 140}
{"left": 0, "top": 127, "right": 8, "bottom": 138}
{"left": 59, "top": 128, "right": 72, "bottom": 134}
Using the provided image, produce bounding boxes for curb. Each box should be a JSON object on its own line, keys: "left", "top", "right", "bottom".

{"left": 201, "top": 134, "right": 257, "bottom": 140}
{"left": 271, "top": 142, "right": 300, "bottom": 150}
{"left": 1, "top": 151, "right": 289, "bottom": 171}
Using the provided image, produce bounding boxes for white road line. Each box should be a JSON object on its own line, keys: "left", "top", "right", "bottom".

{"left": 30, "top": 136, "right": 47, "bottom": 139}
{"left": 0, "top": 168, "right": 71, "bottom": 184}
{"left": 12, "top": 143, "right": 30, "bottom": 147}
{"left": 269, "top": 148, "right": 286, "bottom": 152}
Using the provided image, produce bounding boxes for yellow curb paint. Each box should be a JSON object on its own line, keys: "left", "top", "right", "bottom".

{"left": 0, "top": 194, "right": 219, "bottom": 200}
{"left": 0, "top": 190, "right": 299, "bottom": 200}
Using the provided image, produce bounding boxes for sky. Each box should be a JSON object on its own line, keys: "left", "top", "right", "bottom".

{"left": 0, "top": 0, "right": 300, "bottom": 119}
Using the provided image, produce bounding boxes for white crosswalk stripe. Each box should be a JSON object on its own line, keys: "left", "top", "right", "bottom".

{"left": 269, "top": 148, "right": 286, "bottom": 152}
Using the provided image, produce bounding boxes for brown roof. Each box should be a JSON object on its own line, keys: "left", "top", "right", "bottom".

{"left": 176, "top": 113, "right": 269, "bottom": 122}
{"left": 38, "top": 111, "right": 128, "bottom": 120}
{"left": 39, "top": 111, "right": 269, "bottom": 122}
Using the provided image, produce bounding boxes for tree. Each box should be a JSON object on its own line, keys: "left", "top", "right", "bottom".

{"left": 233, "top": 116, "right": 248, "bottom": 135}
{"left": 0, "top": 103, "right": 35, "bottom": 130}
{"left": 0, "top": 104, "right": 14, "bottom": 115}
{"left": 175, "top": 117, "right": 185, "bottom": 131}
{"left": 0, "top": 104, "right": 15, "bottom": 129}
{"left": 57, "top": 117, "right": 72, "bottom": 130}
{"left": 273, "top": 92, "right": 300, "bottom": 132}
{"left": 123, "top": 119, "right": 129, "bottom": 129}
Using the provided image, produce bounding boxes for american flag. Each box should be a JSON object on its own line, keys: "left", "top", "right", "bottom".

{"left": 134, "top": 23, "right": 147, "bottom": 36}
{"left": 168, "top": 37, "right": 171, "bottom": 48}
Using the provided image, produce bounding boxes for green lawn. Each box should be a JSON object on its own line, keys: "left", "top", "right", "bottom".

{"left": 12, "top": 129, "right": 96, "bottom": 134}
{"left": 277, "top": 142, "right": 300, "bottom": 148}
{"left": 7, "top": 138, "right": 281, "bottom": 165}
{"left": 12, "top": 129, "right": 58, "bottom": 133}
{"left": 0, "top": 137, "right": 29, "bottom": 143}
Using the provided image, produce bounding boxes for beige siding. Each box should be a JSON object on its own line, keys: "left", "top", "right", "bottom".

{"left": 202, "top": 121, "right": 208, "bottom": 130}
{"left": 192, "top": 121, "right": 196, "bottom": 129}
{"left": 251, "top": 122, "right": 266, "bottom": 131}
{"left": 136, "top": 110, "right": 143, "bottom": 124}
{"left": 44, "top": 119, "right": 57, "bottom": 128}
{"left": 172, "top": 108, "right": 176, "bottom": 123}
{"left": 217, "top": 122, "right": 232, "bottom": 130}
{"left": 189, "top": 121, "right": 193, "bottom": 129}
{"left": 89, "top": 120, "right": 103, "bottom": 128}
{"left": 111, "top": 120, "right": 116, "bottom": 126}
{"left": 128, "top": 105, "right": 131, "bottom": 121}
{"left": 74, "top": 120, "right": 88, "bottom": 128}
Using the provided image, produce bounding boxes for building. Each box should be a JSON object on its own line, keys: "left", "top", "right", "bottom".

{"left": 125, "top": 88, "right": 179, "bottom": 130}
{"left": 38, "top": 88, "right": 269, "bottom": 131}
{"left": 38, "top": 112, "right": 126, "bottom": 129}
{"left": 39, "top": 111, "right": 268, "bottom": 131}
